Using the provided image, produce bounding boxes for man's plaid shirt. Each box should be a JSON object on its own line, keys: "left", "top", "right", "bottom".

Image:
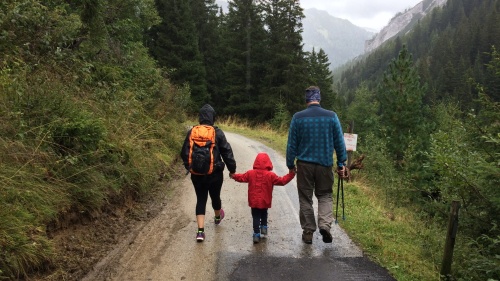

{"left": 286, "top": 104, "right": 347, "bottom": 169}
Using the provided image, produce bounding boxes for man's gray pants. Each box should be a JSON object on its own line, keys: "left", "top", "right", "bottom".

{"left": 296, "top": 161, "right": 335, "bottom": 233}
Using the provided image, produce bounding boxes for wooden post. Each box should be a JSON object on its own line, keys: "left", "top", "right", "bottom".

{"left": 440, "top": 200, "right": 460, "bottom": 280}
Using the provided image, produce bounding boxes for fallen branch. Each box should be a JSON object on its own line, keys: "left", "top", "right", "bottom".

{"left": 348, "top": 154, "right": 365, "bottom": 171}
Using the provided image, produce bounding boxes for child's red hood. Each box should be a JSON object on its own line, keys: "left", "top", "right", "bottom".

{"left": 253, "top": 152, "right": 273, "bottom": 171}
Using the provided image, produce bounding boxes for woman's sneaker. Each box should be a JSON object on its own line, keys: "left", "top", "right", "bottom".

{"left": 214, "top": 209, "right": 225, "bottom": 225}
{"left": 260, "top": 225, "right": 268, "bottom": 235}
{"left": 253, "top": 233, "right": 261, "bottom": 244}
{"left": 196, "top": 231, "right": 205, "bottom": 242}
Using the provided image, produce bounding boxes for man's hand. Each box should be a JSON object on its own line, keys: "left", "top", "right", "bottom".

{"left": 229, "top": 173, "right": 235, "bottom": 179}
{"left": 336, "top": 166, "right": 349, "bottom": 179}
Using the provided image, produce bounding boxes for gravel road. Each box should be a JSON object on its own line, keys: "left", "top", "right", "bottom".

{"left": 82, "top": 132, "right": 395, "bottom": 281}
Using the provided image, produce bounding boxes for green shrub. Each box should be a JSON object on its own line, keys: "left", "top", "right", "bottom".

{"left": 51, "top": 114, "right": 106, "bottom": 156}
{"left": 270, "top": 98, "right": 291, "bottom": 132}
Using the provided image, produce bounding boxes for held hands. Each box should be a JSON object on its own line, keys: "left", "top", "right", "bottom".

{"left": 229, "top": 172, "right": 235, "bottom": 179}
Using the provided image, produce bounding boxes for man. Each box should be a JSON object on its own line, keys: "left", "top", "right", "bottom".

{"left": 286, "top": 86, "right": 347, "bottom": 244}
{"left": 180, "top": 104, "right": 237, "bottom": 242}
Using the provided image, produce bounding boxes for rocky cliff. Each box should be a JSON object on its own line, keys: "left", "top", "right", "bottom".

{"left": 365, "top": 0, "right": 447, "bottom": 53}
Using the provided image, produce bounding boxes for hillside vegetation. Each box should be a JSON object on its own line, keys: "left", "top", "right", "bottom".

{"left": 333, "top": 0, "right": 500, "bottom": 279}
{"left": 0, "top": 1, "right": 188, "bottom": 279}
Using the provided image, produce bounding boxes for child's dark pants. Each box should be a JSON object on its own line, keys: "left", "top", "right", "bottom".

{"left": 251, "top": 208, "right": 268, "bottom": 233}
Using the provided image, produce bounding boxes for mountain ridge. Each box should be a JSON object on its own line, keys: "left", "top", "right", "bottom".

{"left": 302, "top": 8, "right": 375, "bottom": 69}
{"left": 365, "top": 0, "right": 448, "bottom": 52}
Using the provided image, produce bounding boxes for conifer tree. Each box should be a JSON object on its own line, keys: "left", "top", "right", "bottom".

{"left": 345, "top": 83, "right": 380, "bottom": 137}
{"left": 377, "top": 45, "right": 427, "bottom": 167}
{"left": 147, "top": 0, "right": 209, "bottom": 108}
{"left": 222, "top": 0, "right": 267, "bottom": 118}
{"left": 189, "top": 0, "right": 226, "bottom": 105}
{"left": 258, "top": 0, "right": 307, "bottom": 117}
{"left": 306, "top": 48, "right": 336, "bottom": 110}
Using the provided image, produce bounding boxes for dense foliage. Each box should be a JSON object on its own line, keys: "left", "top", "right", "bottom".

{"left": 338, "top": 0, "right": 500, "bottom": 279}
{"left": 148, "top": 0, "right": 333, "bottom": 120}
{"left": 338, "top": 0, "right": 500, "bottom": 108}
{"left": 0, "top": 0, "right": 188, "bottom": 279}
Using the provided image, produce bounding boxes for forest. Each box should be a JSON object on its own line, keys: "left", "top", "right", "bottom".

{"left": 0, "top": 0, "right": 499, "bottom": 280}
{"left": 336, "top": 0, "right": 499, "bottom": 279}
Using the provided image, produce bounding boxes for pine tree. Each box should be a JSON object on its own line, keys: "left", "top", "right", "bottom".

{"left": 306, "top": 48, "right": 335, "bottom": 110}
{"left": 377, "top": 45, "right": 427, "bottom": 167}
{"left": 346, "top": 83, "right": 380, "bottom": 138}
{"left": 222, "top": 0, "right": 267, "bottom": 118}
{"left": 189, "top": 0, "right": 226, "bottom": 105}
{"left": 147, "top": 0, "right": 209, "bottom": 108}
{"left": 258, "top": 0, "right": 308, "bottom": 117}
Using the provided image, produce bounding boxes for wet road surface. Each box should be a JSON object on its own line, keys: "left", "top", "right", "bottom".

{"left": 83, "top": 132, "right": 395, "bottom": 281}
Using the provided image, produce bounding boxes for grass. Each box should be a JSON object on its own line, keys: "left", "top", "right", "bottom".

{"left": 216, "top": 116, "right": 443, "bottom": 281}
{"left": 217, "top": 116, "right": 289, "bottom": 155}
{"left": 0, "top": 75, "right": 188, "bottom": 279}
{"left": 341, "top": 181, "right": 443, "bottom": 281}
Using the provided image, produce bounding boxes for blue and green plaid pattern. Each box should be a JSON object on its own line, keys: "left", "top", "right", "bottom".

{"left": 286, "top": 104, "right": 347, "bottom": 168}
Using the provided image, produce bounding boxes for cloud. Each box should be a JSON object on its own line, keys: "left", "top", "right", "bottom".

{"left": 300, "top": 0, "right": 422, "bottom": 31}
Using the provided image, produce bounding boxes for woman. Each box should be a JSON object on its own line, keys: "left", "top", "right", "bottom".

{"left": 180, "top": 104, "right": 237, "bottom": 242}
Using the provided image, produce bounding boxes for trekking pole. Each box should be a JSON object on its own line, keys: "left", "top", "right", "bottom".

{"left": 335, "top": 175, "right": 346, "bottom": 224}
{"left": 335, "top": 176, "right": 340, "bottom": 224}
{"left": 341, "top": 176, "right": 345, "bottom": 221}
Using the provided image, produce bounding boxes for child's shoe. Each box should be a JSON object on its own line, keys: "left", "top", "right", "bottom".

{"left": 253, "top": 233, "right": 261, "bottom": 244}
{"left": 214, "top": 209, "right": 225, "bottom": 225}
{"left": 260, "top": 225, "right": 268, "bottom": 235}
{"left": 196, "top": 231, "right": 205, "bottom": 242}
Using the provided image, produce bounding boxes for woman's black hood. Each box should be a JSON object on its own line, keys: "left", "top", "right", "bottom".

{"left": 199, "top": 104, "right": 216, "bottom": 125}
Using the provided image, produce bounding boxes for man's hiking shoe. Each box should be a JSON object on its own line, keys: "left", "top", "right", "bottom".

{"left": 214, "top": 209, "right": 225, "bottom": 225}
{"left": 196, "top": 231, "right": 205, "bottom": 242}
{"left": 253, "top": 233, "right": 261, "bottom": 244}
{"left": 302, "top": 230, "right": 313, "bottom": 244}
{"left": 260, "top": 225, "right": 268, "bottom": 235}
{"left": 320, "top": 228, "right": 333, "bottom": 243}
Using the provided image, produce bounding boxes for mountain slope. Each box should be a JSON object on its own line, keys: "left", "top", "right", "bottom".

{"left": 365, "top": 0, "right": 448, "bottom": 52}
{"left": 302, "top": 8, "right": 374, "bottom": 69}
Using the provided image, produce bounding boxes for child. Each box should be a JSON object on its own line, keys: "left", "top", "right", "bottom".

{"left": 230, "top": 152, "right": 295, "bottom": 243}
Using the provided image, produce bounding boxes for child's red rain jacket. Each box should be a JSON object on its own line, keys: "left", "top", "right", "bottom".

{"left": 232, "top": 152, "right": 295, "bottom": 209}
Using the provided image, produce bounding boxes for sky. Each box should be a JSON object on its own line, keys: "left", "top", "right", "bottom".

{"left": 299, "top": 0, "right": 423, "bottom": 32}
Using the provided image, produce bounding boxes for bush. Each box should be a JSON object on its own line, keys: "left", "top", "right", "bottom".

{"left": 0, "top": 1, "right": 185, "bottom": 278}
{"left": 270, "top": 99, "right": 291, "bottom": 132}
{"left": 52, "top": 114, "right": 106, "bottom": 156}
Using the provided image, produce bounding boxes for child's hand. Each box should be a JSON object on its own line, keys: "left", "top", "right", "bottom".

{"left": 229, "top": 173, "right": 235, "bottom": 179}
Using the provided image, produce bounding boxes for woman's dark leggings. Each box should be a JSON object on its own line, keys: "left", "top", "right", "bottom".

{"left": 191, "top": 171, "right": 224, "bottom": 215}
{"left": 251, "top": 208, "right": 268, "bottom": 233}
